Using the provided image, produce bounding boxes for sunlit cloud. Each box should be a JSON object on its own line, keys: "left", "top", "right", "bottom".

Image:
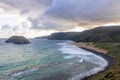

{"left": 0, "top": 0, "right": 120, "bottom": 38}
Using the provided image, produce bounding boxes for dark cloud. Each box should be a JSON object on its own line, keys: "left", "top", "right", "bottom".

{"left": 26, "top": 0, "right": 120, "bottom": 31}
{"left": 20, "top": 9, "right": 29, "bottom": 15}
{"left": 28, "top": 17, "right": 75, "bottom": 31}
{"left": 0, "top": 25, "right": 10, "bottom": 30}
{"left": 0, "top": 0, "right": 53, "bottom": 17}
{"left": 1, "top": 0, "right": 120, "bottom": 34}
{"left": 45, "top": 0, "right": 120, "bottom": 23}
{"left": 0, "top": 0, "right": 53, "bottom": 8}
{"left": 28, "top": 17, "right": 39, "bottom": 29}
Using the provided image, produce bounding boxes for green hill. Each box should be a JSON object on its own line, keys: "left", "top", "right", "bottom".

{"left": 45, "top": 26, "right": 120, "bottom": 42}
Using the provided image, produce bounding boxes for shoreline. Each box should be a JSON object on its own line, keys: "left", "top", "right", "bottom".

{"left": 74, "top": 42, "right": 115, "bottom": 80}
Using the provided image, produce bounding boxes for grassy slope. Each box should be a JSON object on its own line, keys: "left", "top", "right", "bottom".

{"left": 89, "top": 42, "right": 120, "bottom": 80}
{"left": 47, "top": 26, "right": 120, "bottom": 42}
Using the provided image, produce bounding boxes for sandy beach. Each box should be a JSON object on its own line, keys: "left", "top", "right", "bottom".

{"left": 74, "top": 42, "right": 115, "bottom": 80}
{"left": 74, "top": 42, "right": 108, "bottom": 54}
{"left": 40, "top": 42, "right": 115, "bottom": 80}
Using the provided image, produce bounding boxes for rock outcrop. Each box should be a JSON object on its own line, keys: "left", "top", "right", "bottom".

{"left": 5, "top": 36, "right": 30, "bottom": 44}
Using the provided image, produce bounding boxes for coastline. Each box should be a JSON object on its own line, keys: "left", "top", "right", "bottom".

{"left": 74, "top": 42, "right": 108, "bottom": 54}
{"left": 74, "top": 42, "right": 115, "bottom": 80}
{"left": 34, "top": 41, "right": 115, "bottom": 80}
{"left": 1, "top": 40, "right": 115, "bottom": 80}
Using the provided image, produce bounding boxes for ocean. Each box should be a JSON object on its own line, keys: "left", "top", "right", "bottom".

{"left": 0, "top": 39, "right": 108, "bottom": 80}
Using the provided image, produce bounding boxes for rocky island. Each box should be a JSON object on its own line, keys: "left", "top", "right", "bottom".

{"left": 5, "top": 36, "right": 30, "bottom": 44}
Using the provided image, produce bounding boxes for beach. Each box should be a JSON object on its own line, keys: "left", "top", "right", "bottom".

{"left": 35, "top": 41, "right": 115, "bottom": 80}
{"left": 74, "top": 42, "right": 108, "bottom": 54}
{"left": 74, "top": 42, "right": 115, "bottom": 80}
{"left": 0, "top": 39, "right": 115, "bottom": 80}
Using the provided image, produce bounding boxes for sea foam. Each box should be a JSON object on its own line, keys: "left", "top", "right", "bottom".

{"left": 58, "top": 41, "right": 108, "bottom": 80}
{"left": 8, "top": 68, "right": 39, "bottom": 80}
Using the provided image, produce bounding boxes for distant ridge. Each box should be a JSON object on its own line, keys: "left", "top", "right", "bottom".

{"left": 36, "top": 26, "right": 120, "bottom": 42}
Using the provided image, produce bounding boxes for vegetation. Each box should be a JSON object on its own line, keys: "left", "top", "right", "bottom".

{"left": 89, "top": 42, "right": 120, "bottom": 80}
{"left": 38, "top": 26, "right": 120, "bottom": 80}
{"left": 41, "top": 26, "right": 120, "bottom": 42}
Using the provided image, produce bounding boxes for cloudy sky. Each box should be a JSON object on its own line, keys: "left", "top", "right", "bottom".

{"left": 0, "top": 0, "right": 120, "bottom": 38}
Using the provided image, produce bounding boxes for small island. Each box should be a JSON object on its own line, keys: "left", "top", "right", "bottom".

{"left": 5, "top": 36, "right": 30, "bottom": 44}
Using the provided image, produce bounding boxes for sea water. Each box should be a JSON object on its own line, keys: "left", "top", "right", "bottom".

{"left": 0, "top": 39, "right": 108, "bottom": 80}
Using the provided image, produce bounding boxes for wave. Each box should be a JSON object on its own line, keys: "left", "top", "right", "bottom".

{"left": 11, "top": 68, "right": 38, "bottom": 77}
{"left": 8, "top": 67, "right": 39, "bottom": 80}
{"left": 57, "top": 41, "right": 108, "bottom": 80}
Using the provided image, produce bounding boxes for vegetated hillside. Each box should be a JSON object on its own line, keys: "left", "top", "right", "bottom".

{"left": 46, "top": 26, "right": 120, "bottom": 42}
{"left": 90, "top": 42, "right": 120, "bottom": 80}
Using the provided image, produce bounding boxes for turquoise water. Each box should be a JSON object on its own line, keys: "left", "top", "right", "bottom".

{"left": 0, "top": 39, "right": 108, "bottom": 80}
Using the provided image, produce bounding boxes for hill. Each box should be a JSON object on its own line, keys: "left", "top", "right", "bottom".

{"left": 37, "top": 26, "right": 120, "bottom": 42}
